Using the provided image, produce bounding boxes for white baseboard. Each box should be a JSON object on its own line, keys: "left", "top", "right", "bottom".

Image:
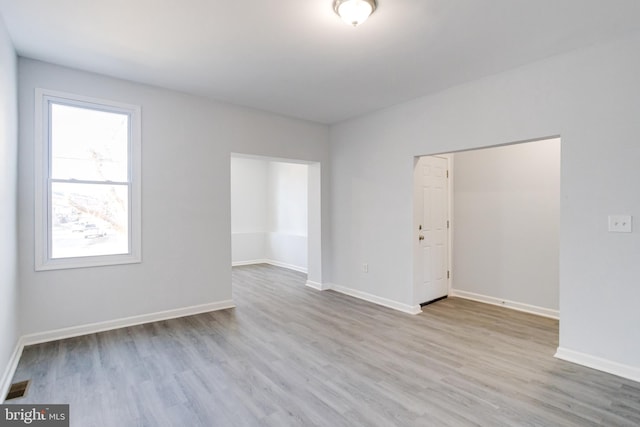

{"left": 555, "top": 347, "right": 640, "bottom": 383}
{"left": 232, "top": 259, "right": 308, "bottom": 274}
{"left": 232, "top": 259, "right": 268, "bottom": 267}
{"left": 305, "top": 280, "right": 329, "bottom": 291}
{"left": 264, "top": 259, "right": 308, "bottom": 274}
{"left": 327, "top": 283, "right": 422, "bottom": 315}
{"left": 0, "top": 339, "right": 24, "bottom": 403}
{"left": 21, "top": 300, "right": 236, "bottom": 346}
{"left": 450, "top": 289, "right": 559, "bottom": 319}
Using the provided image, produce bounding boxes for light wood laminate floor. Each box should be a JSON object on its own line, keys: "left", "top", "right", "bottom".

{"left": 9, "top": 264, "right": 640, "bottom": 426}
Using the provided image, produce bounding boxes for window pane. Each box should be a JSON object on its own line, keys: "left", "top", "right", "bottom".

{"left": 51, "top": 103, "right": 129, "bottom": 182}
{"left": 51, "top": 182, "right": 129, "bottom": 259}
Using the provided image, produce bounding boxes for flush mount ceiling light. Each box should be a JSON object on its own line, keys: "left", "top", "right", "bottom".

{"left": 333, "top": 0, "right": 377, "bottom": 27}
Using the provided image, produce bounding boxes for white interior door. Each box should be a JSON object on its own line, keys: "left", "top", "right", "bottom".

{"left": 415, "top": 155, "right": 449, "bottom": 304}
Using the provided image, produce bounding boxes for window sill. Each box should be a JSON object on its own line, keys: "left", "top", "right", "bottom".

{"left": 35, "top": 253, "right": 142, "bottom": 271}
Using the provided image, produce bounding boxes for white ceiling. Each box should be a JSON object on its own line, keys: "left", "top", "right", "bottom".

{"left": 1, "top": 0, "right": 640, "bottom": 124}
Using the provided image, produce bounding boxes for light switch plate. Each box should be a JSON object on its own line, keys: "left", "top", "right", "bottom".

{"left": 608, "top": 215, "right": 632, "bottom": 233}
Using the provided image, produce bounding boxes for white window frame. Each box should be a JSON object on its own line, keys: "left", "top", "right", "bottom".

{"left": 35, "top": 88, "right": 142, "bottom": 271}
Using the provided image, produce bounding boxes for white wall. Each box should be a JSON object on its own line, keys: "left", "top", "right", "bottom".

{"left": 231, "top": 157, "right": 309, "bottom": 272}
{"left": 0, "top": 15, "right": 19, "bottom": 396}
{"left": 18, "top": 59, "right": 330, "bottom": 336}
{"left": 268, "top": 162, "right": 308, "bottom": 236}
{"left": 307, "top": 163, "right": 323, "bottom": 286}
{"left": 266, "top": 161, "right": 308, "bottom": 270}
{"left": 230, "top": 157, "right": 268, "bottom": 263}
{"left": 452, "top": 138, "right": 560, "bottom": 312}
{"left": 330, "top": 32, "right": 640, "bottom": 376}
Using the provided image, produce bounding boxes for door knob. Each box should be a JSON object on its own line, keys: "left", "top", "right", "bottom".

{"left": 419, "top": 235, "right": 425, "bottom": 241}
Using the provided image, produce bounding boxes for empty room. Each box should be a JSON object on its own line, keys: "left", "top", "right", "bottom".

{"left": 1, "top": 1, "right": 639, "bottom": 426}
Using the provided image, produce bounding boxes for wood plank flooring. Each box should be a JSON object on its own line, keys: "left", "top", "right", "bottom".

{"left": 9, "top": 264, "right": 640, "bottom": 426}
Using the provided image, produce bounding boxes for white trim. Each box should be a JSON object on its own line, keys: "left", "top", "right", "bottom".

{"left": 232, "top": 259, "right": 269, "bottom": 267}
{"left": 327, "top": 283, "right": 422, "bottom": 315}
{"left": 21, "top": 300, "right": 235, "bottom": 346}
{"left": 232, "top": 259, "right": 308, "bottom": 274}
{"left": 447, "top": 155, "right": 454, "bottom": 295}
{"left": 450, "top": 289, "right": 559, "bottom": 319}
{"left": 305, "top": 280, "right": 329, "bottom": 291}
{"left": 0, "top": 339, "right": 24, "bottom": 403}
{"left": 555, "top": 347, "right": 640, "bottom": 383}
{"left": 265, "top": 259, "right": 307, "bottom": 274}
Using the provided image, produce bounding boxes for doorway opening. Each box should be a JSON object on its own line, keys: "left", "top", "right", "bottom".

{"left": 230, "top": 154, "right": 322, "bottom": 286}
{"left": 413, "top": 137, "right": 560, "bottom": 319}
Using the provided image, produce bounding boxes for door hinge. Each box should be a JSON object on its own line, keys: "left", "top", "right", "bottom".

{"left": 447, "top": 270, "right": 450, "bottom": 279}
{"left": 447, "top": 220, "right": 450, "bottom": 229}
{"left": 446, "top": 170, "right": 449, "bottom": 178}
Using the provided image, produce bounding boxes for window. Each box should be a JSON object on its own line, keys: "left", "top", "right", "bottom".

{"left": 35, "top": 89, "right": 141, "bottom": 270}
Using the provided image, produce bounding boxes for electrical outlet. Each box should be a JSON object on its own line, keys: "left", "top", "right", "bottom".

{"left": 608, "top": 215, "right": 632, "bottom": 233}
{"left": 362, "top": 263, "right": 368, "bottom": 273}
